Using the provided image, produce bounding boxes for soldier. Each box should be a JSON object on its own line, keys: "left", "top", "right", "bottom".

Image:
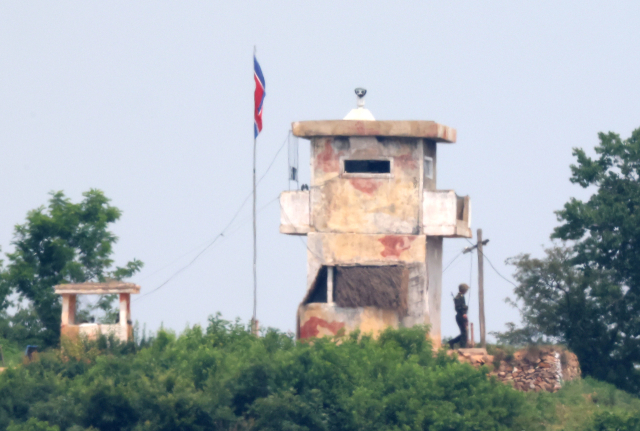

{"left": 448, "top": 283, "right": 469, "bottom": 349}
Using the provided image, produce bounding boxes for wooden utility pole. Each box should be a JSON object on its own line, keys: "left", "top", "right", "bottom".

{"left": 477, "top": 229, "right": 486, "bottom": 348}
{"left": 463, "top": 230, "right": 489, "bottom": 348}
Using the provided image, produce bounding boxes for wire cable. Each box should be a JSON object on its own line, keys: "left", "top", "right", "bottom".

{"left": 135, "top": 196, "right": 281, "bottom": 302}
{"left": 483, "top": 252, "right": 518, "bottom": 288}
{"left": 442, "top": 250, "right": 463, "bottom": 274}
{"left": 257, "top": 133, "right": 288, "bottom": 186}
{"left": 134, "top": 132, "right": 289, "bottom": 302}
{"left": 224, "top": 196, "right": 280, "bottom": 238}
{"left": 138, "top": 133, "right": 289, "bottom": 283}
{"left": 465, "top": 238, "right": 518, "bottom": 288}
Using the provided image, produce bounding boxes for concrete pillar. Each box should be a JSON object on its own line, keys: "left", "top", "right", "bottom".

{"left": 61, "top": 294, "right": 76, "bottom": 325}
{"left": 427, "top": 236, "right": 443, "bottom": 348}
{"left": 119, "top": 293, "right": 131, "bottom": 341}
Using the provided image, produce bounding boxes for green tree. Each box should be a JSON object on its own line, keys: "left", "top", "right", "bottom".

{"left": 496, "top": 246, "right": 634, "bottom": 389}
{"left": 553, "top": 128, "right": 640, "bottom": 392}
{"left": 0, "top": 190, "right": 142, "bottom": 347}
{"left": 496, "top": 128, "right": 640, "bottom": 393}
{"left": 554, "top": 128, "right": 640, "bottom": 290}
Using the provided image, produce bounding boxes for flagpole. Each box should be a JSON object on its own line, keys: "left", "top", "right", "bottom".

{"left": 252, "top": 46, "right": 258, "bottom": 336}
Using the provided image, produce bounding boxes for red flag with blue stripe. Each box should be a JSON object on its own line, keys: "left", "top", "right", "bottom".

{"left": 254, "top": 56, "right": 266, "bottom": 138}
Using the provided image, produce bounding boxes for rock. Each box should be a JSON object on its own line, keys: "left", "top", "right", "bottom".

{"left": 458, "top": 348, "right": 488, "bottom": 355}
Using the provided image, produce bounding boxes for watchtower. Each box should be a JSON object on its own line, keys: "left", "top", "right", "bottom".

{"left": 279, "top": 90, "right": 471, "bottom": 347}
{"left": 54, "top": 281, "right": 140, "bottom": 342}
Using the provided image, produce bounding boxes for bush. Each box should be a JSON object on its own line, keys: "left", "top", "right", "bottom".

{"left": 0, "top": 317, "right": 528, "bottom": 431}
{"left": 588, "top": 411, "right": 640, "bottom": 431}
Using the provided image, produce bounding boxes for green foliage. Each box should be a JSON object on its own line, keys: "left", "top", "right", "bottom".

{"left": 0, "top": 306, "right": 44, "bottom": 348}
{"left": 0, "top": 318, "right": 529, "bottom": 431}
{"left": 552, "top": 129, "right": 640, "bottom": 392}
{"left": 587, "top": 411, "right": 640, "bottom": 431}
{"left": 0, "top": 190, "right": 143, "bottom": 347}
{"left": 546, "top": 378, "right": 640, "bottom": 430}
{"left": 495, "top": 246, "right": 640, "bottom": 391}
{"left": 493, "top": 377, "right": 640, "bottom": 430}
{"left": 0, "top": 337, "right": 25, "bottom": 367}
{"left": 7, "top": 418, "right": 60, "bottom": 431}
{"left": 495, "top": 128, "right": 640, "bottom": 394}
{"left": 553, "top": 129, "right": 640, "bottom": 288}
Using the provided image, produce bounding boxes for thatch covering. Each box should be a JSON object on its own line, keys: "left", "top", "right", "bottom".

{"left": 334, "top": 266, "right": 407, "bottom": 312}
{"left": 304, "top": 265, "right": 408, "bottom": 313}
{"left": 54, "top": 282, "right": 140, "bottom": 295}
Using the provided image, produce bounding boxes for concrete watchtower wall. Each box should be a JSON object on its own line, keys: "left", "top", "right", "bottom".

{"left": 280, "top": 119, "right": 470, "bottom": 347}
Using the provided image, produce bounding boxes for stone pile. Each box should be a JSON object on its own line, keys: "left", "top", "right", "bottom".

{"left": 451, "top": 347, "right": 493, "bottom": 367}
{"left": 451, "top": 346, "right": 581, "bottom": 393}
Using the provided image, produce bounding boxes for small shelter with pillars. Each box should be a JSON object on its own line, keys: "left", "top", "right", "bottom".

{"left": 54, "top": 282, "right": 140, "bottom": 342}
{"left": 279, "top": 89, "right": 472, "bottom": 347}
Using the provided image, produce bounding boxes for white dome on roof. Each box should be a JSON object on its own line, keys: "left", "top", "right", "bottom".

{"left": 344, "top": 87, "right": 375, "bottom": 121}
{"left": 343, "top": 107, "right": 375, "bottom": 121}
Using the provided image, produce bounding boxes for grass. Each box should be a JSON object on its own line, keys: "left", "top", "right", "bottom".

{"left": 521, "top": 377, "right": 640, "bottom": 430}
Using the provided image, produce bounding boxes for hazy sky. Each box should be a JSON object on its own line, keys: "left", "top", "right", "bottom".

{"left": 2, "top": 2, "right": 639, "bottom": 340}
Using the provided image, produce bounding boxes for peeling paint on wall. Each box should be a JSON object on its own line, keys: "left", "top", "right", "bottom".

{"left": 311, "top": 137, "right": 420, "bottom": 235}
{"left": 308, "top": 233, "right": 426, "bottom": 265}
{"left": 299, "top": 316, "right": 345, "bottom": 339}
{"left": 348, "top": 178, "right": 382, "bottom": 194}
{"left": 394, "top": 153, "right": 418, "bottom": 169}
{"left": 298, "top": 304, "right": 401, "bottom": 339}
{"left": 378, "top": 235, "right": 416, "bottom": 258}
{"left": 316, "top": 139, "right": 343, "bottom": 173}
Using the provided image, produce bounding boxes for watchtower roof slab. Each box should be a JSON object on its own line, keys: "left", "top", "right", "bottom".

{"left": 54, "top": 282, "right": 141, "bottom": 295}
{"left": 292, "top": 120, "right": 456, "bottom": 143}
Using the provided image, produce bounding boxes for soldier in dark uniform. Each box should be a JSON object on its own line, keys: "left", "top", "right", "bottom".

{"left": 448, "top": 283, "right": 469, "bottom": 349}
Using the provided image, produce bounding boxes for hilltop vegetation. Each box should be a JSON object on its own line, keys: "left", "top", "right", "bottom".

{"left": 0, "top": 319, "right": 639, "bottom": 431}
{"left": 0, "top": 319, "right": 531, "bottom": 431}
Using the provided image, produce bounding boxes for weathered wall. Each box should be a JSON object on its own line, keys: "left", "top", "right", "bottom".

{"left": 301, "top": 232, "right": 429, "bottom": 338}
{"left": 289, "top": 127, "right": 467, "bottom": 343}
{"left": 280, "top": 190, "right": 310, "bottom": 234}
{"left": 61, "top": 324, "right": 130, "bottom": 342}
{"left": 60, "top": 324, "right": 80, "bottom": 340}
{"left": 298, "top": 303, "right": 400, "bottom": 339}
{"left": 310, "top": 136, "right": 423, "bottom": 235}
{"left": 307, "top": 232, "right": 426, "bottom": 264}
{"left": 423, "top": 191, "right": 471, "bottom": 238}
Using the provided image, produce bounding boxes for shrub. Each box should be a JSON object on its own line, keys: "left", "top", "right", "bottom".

{"left": 0, "top": 317, "right": 528, "bottom": 431}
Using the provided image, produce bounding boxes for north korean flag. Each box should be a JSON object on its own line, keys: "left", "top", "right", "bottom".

{"left": 254, "top": 56, "right": 266, "bottom": 138}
